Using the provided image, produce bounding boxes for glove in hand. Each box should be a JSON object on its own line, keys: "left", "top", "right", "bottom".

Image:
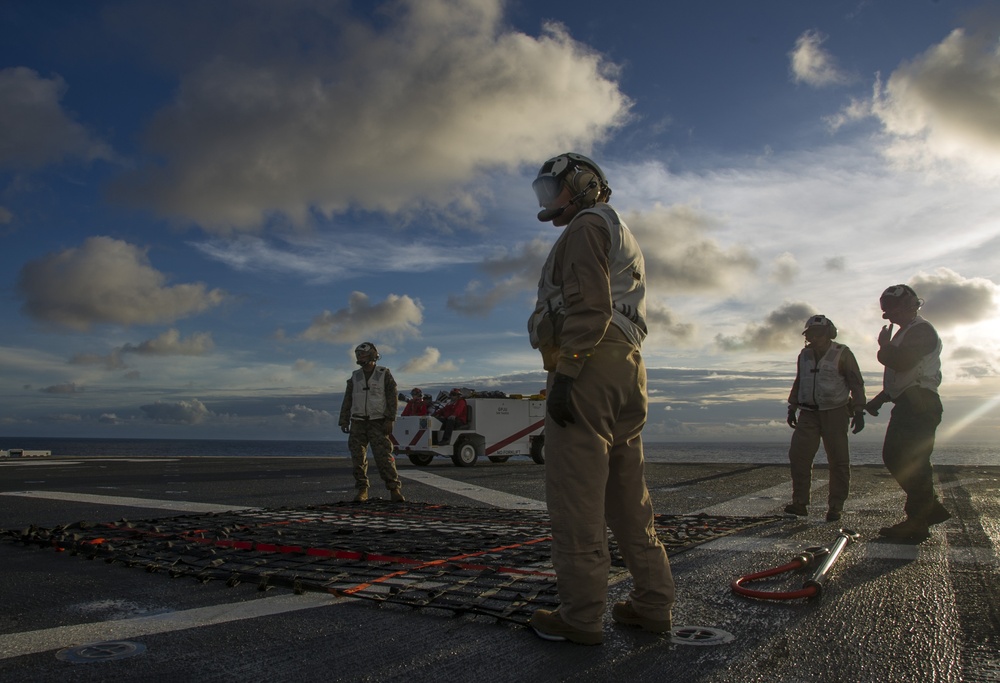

{"left": 786, "top": 405, "right": 797, "bottom": 428}
{"left": 341, "top": 425, "right": 350, "bottom": 434}
{"left": 547, "top": 373, "right": 576, "bottom": 428}
{"left": 851, "top": 410, "right": 865, "bottom": 434}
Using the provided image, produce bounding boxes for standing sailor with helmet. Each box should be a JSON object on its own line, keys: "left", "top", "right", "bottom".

{"left": 338, "top": 342, "right": 405, "bottom": 503}
{"left": 784, "top": 314, "right": 866, "bottom": 522}
{"left": 866, "top": 284, "right": 948, "bottom": 539}
{"left": 526, "top": 153, "right": 675, "bottom": 646}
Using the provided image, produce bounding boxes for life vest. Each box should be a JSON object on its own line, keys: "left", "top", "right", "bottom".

{"left": 350, "top": 366, "right": 388, "bottom": 419}
{"left": 528, "top": 203, "right": 647, "bottom": 349}
{"left": 796, "top": 342, "right": 850, "bottom": 410}
{"left": 884, "top": 317, "right": 942, "bottom": 399}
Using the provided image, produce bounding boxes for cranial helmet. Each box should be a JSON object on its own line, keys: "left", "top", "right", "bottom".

{"left": 411, "top": 388, "right": 422, "bottom": 396}
{"left": 880, "top": 284, "right": 920, "bottom": 315}
{"left": 802, "top": 314, "right": 837, "bottom": 339}
{"left": 354, "top": 342, "right": 380, "bottom": 365}
{"left": 532, "top": 153, "right": 612, "bottom": 208}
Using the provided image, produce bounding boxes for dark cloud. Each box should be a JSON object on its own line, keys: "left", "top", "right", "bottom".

{"left": 627, "top": 205, "right": 758, "bottom": 293}
{"left": 0, "top": 67, "right": 115, "bottom": 169}
{"left": 300, "top": 291, "right": 422, "bottom": 343}
{"left": 646, "top": 302, "right": 695, "bottom": 342}
{"left": 40, "top": 382, "right": 84, "bottom": 394}
{"left": 715, "top": 302, "right": 814, "bottom": 352}
{"left": 17, "top": 237, "right": 226, "bottom": 330}
{"left": 911, "top": 268, "right": 999, "bottom": 328}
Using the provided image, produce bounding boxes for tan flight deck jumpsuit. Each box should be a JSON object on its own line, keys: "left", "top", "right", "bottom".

{"left": 529, "top": 204, "right": 675, "bottom": 634}
{"left": 787, "top": 343, "right": 866, "bottom": 513}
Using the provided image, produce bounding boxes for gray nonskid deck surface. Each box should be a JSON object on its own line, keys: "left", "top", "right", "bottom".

{"left": 0, "top": 455, "right": 997, "bottom": 682}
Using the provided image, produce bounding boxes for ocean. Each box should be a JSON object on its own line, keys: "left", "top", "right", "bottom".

{"left": 1, "top": 437, "right": 995, "bottom": 467}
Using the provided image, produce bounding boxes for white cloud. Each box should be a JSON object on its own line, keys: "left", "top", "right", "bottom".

{"left": 121, "top": 328, "right": 215, "bottom": 356}
{"left": 300, "top": 291, "right": 423, "bottom": 343}
{"left": 0, "top": 67, "right": 115, "bottom": 169}
{"left": 839, "top": 24, "right": 1000, "bottom": 179}
{"left": 140, "top": 398, "right": 212, "bottom": 424}
{"left": 17, "top": 237, "right": 227, "bottom": 330}
{"left": 789, "top": 30, "right": 852, "bottom": 87}
{"left": 112, "top": 0, "right": 630, "bottom": 231}
{"left": 769, "top": 251, "right": 800, "bottom": 285}
{"left": 399, "top": 346, "right": 457, "bottom": 374}
{"left": 192, "top": 233, "right": 489, "bottom": 284}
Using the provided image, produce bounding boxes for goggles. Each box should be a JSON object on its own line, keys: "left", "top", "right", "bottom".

{"left": 531, "top": 175, "right": 564, "bottom": 205}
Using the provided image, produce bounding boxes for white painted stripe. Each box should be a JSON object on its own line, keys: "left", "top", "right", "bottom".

{"left": 0, "top": 491, "right": 254, "bottom": 513}
{"left": 0, "top": 461, "right": 87, "bottom": 467}
{"left": 692, "top": 534, "right": 999, "bottom": 566}
{"left": 398, "top": 470, "right": 547, "bottom": 510}
{"left": 690, "top": 480, "right": 827, "bottom": 516}
{"left": 0, "top": 593, "right": 344, "bottom": 660}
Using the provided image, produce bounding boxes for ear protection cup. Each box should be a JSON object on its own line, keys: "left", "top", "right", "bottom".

{"left": 566, "top": 168, "right": 600, "bottom": 207}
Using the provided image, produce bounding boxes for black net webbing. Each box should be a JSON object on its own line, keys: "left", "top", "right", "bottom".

{"left": 2, "top": 501, "right": 781, "bottom": 625}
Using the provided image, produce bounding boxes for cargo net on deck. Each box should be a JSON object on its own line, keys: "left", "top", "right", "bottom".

{"left": 2, "top": 501, "right": 780, "bottom": 625}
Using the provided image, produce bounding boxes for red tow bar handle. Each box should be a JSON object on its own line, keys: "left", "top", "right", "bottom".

{"left": 802, "top": 528, "right": 859, "bottom": 599}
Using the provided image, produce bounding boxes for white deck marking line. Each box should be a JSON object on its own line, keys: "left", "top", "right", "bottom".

{"left": 0, "top": 459, "right": 181, "bottom": 466}
{"left": 689, "top": 480, "right": 827, "bottom": 516}
{"left": 0, "top": 491, "right": 255, "bottom": 513}
{"left": 398, "top": 470, "right": 548, "bottom": 510}
{"left": 0, "top": 593, "right": 344, "bottom": 660}
{"left": 690, "top": 535, "right": 999, "bottom": 566}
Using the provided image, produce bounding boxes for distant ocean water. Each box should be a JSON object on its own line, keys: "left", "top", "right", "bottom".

{"left": 1, "top": 437, "right": 995, "bottom": 467}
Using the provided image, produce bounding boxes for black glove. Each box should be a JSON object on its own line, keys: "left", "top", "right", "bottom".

{"left": 865, "top": 397, "right": 884, "bottom": 417}
{"left": 851, "top": 410, "right": 865, "bottom": 434}
{"left": 341, "top": 425, "right": 350, "bottom": 434}
{"left": 786, "top": 405, "right": 797, "bottom": 428}
{"left": 547, "top": 373, "right": 576, "bottom": 428}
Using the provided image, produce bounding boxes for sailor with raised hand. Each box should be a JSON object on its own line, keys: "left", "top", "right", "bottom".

{"left": 866, "top": 284, "right": 948, "bottom": 539}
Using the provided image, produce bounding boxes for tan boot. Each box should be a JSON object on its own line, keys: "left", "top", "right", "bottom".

{"left": 353, "top": 489, "right": 369, "bottom": 502}
{"left": 390, "top": 488, "right": 405, "bottom": 503}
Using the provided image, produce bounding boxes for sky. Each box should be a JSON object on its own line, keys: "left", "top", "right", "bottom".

{"left": 2, "top": 0, "right": 999, "bottom": 445}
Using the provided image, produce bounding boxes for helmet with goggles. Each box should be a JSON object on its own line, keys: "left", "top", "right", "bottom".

{"left": 802, "top": 314, "right": 837, "bottom": 339}
{"left": 532, "top": 153, "right": 612, "bottom": 208}
{"left": 354, "top": 342, "right": 380, "bottom": 365}
{"left": 879, "top": 284, "right": 920, "bottom": 316}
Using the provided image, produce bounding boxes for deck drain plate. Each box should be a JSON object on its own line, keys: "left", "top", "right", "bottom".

{"left": 670, "top": 626, "right": 735, "bottom": 646}
{"left": 56, "top": 640, "right": 146, "bottom": 663}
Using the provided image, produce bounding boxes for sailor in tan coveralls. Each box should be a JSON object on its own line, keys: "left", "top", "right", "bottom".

{"left": 338, "top": 342, "right": 404, "bottom": 503}
{"left": 784, "top": 315, "right": 866, "bottom": 522}
{"left": 525, "top": 153, "right": 675, "bottom": 646}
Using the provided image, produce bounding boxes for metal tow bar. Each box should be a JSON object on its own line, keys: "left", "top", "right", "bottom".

{"left": 731, "top": 528, "right": 860, "bottom": 601}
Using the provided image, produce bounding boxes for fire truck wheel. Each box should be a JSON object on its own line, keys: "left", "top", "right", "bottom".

{"left": 487, "top": 455, "right": 510, "bottom": 463}
{"left": 452, "top": 440, "right": 481, "bottom": 467}
{"left": 530, "top": 435, "right": 545, "bottom": 465}
{"left": 407, "top": 453, "right": 435, "bottom": 466}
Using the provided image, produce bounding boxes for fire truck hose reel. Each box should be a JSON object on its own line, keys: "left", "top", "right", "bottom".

{"left": 731, "top": 529, "right": 859, "bottom": 601}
